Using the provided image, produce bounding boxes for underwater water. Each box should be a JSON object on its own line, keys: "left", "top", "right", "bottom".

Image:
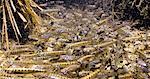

{"left": 0, "top": 0, "right": 150, "bottom": 79}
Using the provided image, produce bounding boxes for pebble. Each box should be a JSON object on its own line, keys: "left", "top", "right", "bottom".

{"left": 137, "top": 59, "right": 147, "bottom": 66}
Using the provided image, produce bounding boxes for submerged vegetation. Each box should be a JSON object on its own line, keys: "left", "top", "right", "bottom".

{"left": 0, "top": 0, "right": 44, "bottom": 50}
{"left": 0, "top": 0, "right": 150, "bottom": 79}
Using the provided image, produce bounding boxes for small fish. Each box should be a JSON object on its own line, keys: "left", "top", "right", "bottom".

{"left": 94, "top": 40, "right": 117, "bottom": 48}
{"left": 5, "top": 48, "right": 34, "bottom": 55}
{"left": 52, "top": 61, "right": 78, "bottom": 68}
{"left": 81, "top": 69, "right": 100, "bottom": 79}
{"left": 61, "top": 64, "right": 80, "bottom": 74}
{"left": 12, "top": 60, "right": 53, "bottom": 65}
{"left": 77, "top": 55, "right": 95, "bottom": 63}
{"left": 39, "top": 51, "right": 67, "bottom": 56}
{"left": 48, "top": 72, "right": 72, "bottom": 79}
{"left": 118, "top": 73, "right": 133, "bottom": 79}
{"left": 66, "top": 41, "right": 92, "bottom": 49}
{"left": 1, "top": 67, "right": 46, "bottom": 74}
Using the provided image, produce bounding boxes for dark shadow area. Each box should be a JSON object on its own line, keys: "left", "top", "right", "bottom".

{"left": 113, "top": 0, "right": 150, "bottom": 29}
{"left": 0, "top": 0, "right": 30, "bottom": 44}
{"left": 35, "top": 0, "right": 112, "bottom": 12}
